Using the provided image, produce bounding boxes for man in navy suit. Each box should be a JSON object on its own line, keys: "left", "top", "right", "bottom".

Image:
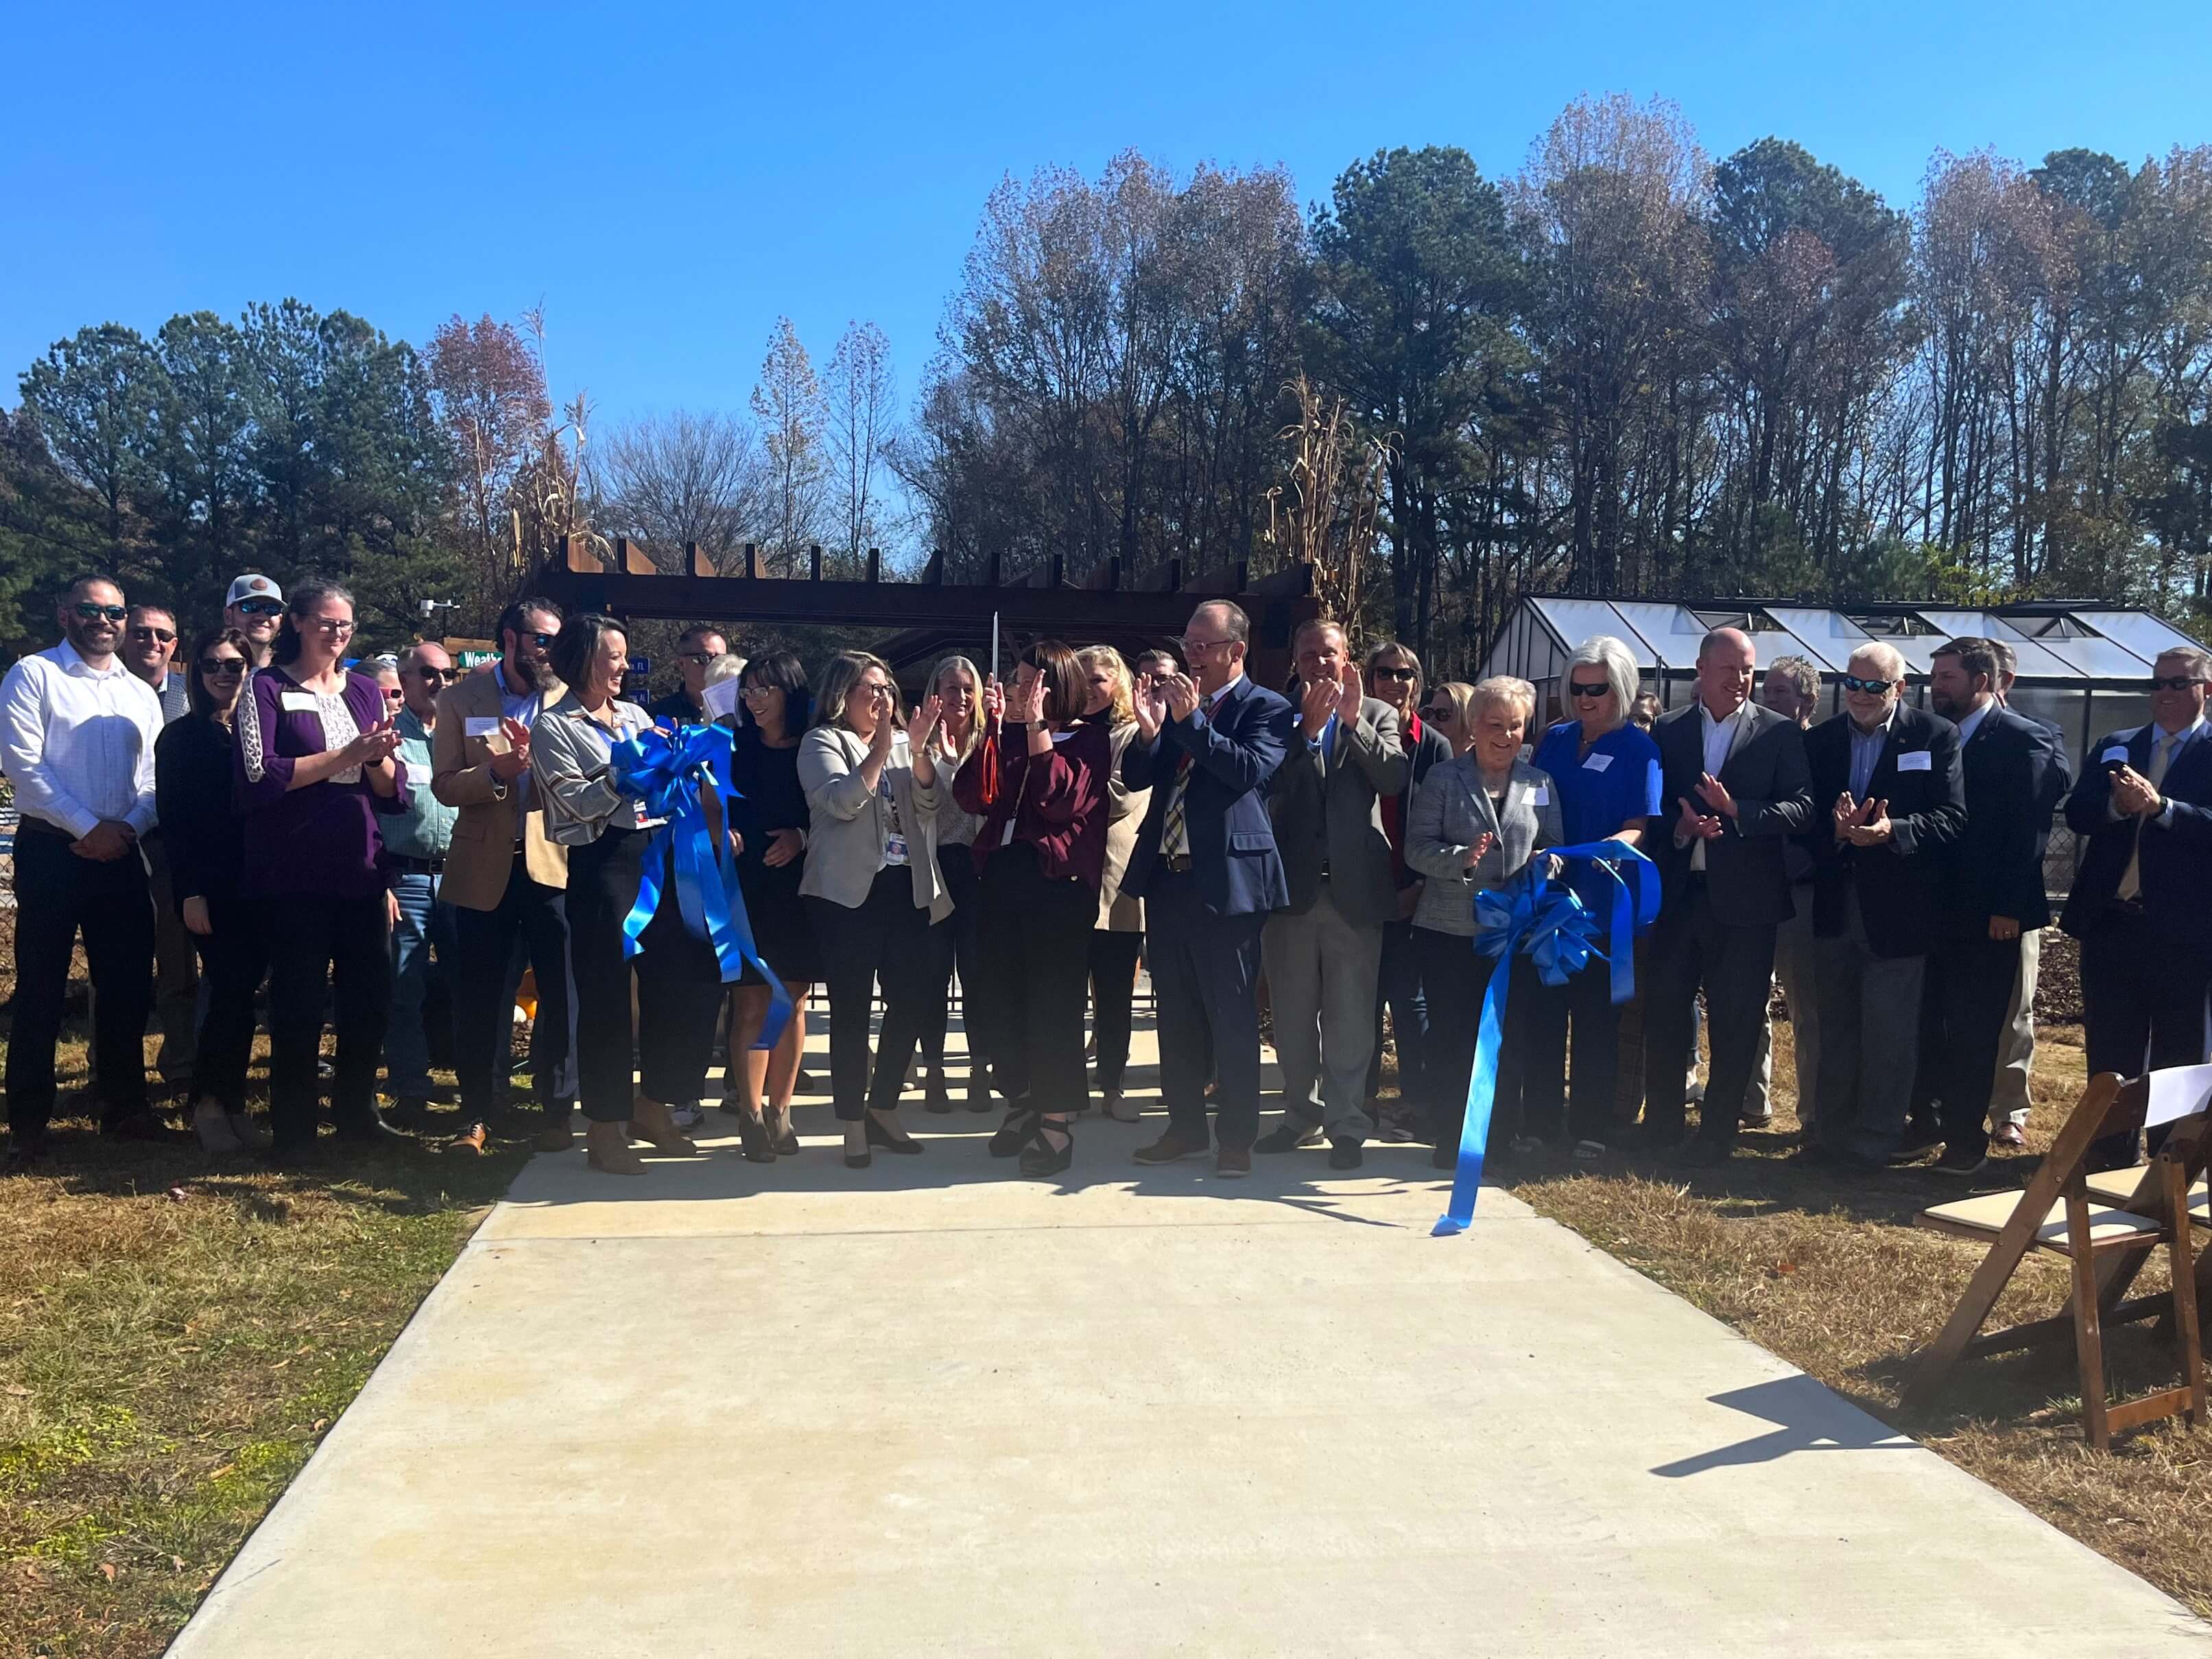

{"left": 1798, "top": 641, "right": 1965, "bottom": 1169}
{"left": 1121, "top": 600, "right": 1297, "bottom": 1176}
{"left": 1912, "top": 637, "right": 2071, "bottom": 1176}
{"left": 2061, "top": 644, "right": 2212, "bottom": 1169}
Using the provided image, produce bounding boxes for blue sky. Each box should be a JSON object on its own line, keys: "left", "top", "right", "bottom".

{"left": 5, "top": 0, "right": 2207, "bottom": 432}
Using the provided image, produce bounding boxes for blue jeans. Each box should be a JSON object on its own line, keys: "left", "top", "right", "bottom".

{"left": 387, "top": 870, "right": 456, "bottom": 1099}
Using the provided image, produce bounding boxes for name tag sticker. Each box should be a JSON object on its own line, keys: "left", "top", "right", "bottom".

{"left": 1897, "top": 750, "right": 1932, "bottom": 772}
{"left": 1530, "top": 785, "right": 1550, "bottom": 806}
{"left": 1582, "top": 752, "right": 1614, "bottom": 773}
{"left": 465, "top": 717, "right": 500, "bottom": 737}
{"left": 2102, "top": 745, "right": 2130, "bottom": 764}
{"left": 278, "top": 691, "right": 318, "bottom": 713}
{"left": 404, "top": 762, "right": 430, "bottom": 787}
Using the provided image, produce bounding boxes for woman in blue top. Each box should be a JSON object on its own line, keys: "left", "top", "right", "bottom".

{"left": 1523, "top": 636, "right": 1662, "bottom": 1165}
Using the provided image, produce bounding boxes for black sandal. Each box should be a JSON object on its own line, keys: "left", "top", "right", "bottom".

{"left": 734, "top": 1108, "right": 776, "bottom": 1165}
{"left": 1019, "top": 1117, "right": 1073, "bottom": 1178}
{"left": 988, "top": 1110, "right": 1040, "bottom": 1159}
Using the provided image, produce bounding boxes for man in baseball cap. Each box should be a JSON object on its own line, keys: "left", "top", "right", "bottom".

{"left": 223, "top": 573, "right": 285, "bottom": 667}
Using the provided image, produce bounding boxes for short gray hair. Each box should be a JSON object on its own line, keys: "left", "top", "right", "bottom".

{"left": 1563, "top": 635, "right": 1640, "bottom": 725}
{"left": 1294, "top": 617, "right": 1347, "bottom": 654}
{"left": 1468, "top": 675, "right": 1537, "bottom": 728}
{"left": 1193, "top": 599, "right": 1250, "bottom": 645}
{"left": 1847, "top": 641, "right": 1907, "bottom": 684}
{"left": 2155, "top": 645, "right": 2212, "bottom": 682}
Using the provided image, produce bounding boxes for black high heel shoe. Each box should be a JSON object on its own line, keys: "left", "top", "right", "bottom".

{"left": 844, "top": 1123, "right": 871, "bottom": 1169}
{"left": 988, "top": 1108, "right": 1039, "bottom": 1159}
{"left": 865, "top": 1112, "right": 925, "bottom": 1155}
{"left": 1019, "top": 1117, "right": 1073, "bottom": 1178}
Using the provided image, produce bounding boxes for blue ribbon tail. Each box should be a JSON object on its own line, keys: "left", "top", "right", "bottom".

{"left": 1435, "top": 931, "right": 1517, "bottom": 1235}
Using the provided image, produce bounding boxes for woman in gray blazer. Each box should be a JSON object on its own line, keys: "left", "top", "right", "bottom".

{"left": 799, "top": 651, "right": 949, "bottom": 1167}
{"left": 1407, "top": 676, "right": 1563, "bottom": 1169}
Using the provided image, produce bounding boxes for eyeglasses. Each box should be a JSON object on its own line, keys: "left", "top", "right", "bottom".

{"left": 232, "top": 598, "right": 283, "bottom": 618}
{"left": 129, "top": 625, "right": 176, "bottom": 644}
{"left": 1370, "top": 666, "right": 1417, "bottom": 682}
{"left": 306, "top": 617, "right": 355, "bottom": 636}
{"left": 678, "top": 650, "right": 723, "bottom": 667}
{"left": 2149, "top": 675, "right": 2207, "bottom": 692}
{"left": 1420, "top": 704, "right": 1453, "bottom": 721}
{"left": 1841, "top": 675, "right": 1895, "bottom": 694}
{"left": 524, "top": 631, "right": 558, "bottom": 649}
{"left": 1176, "top": 637, "right": 1233, "bottom": 656}
{"left": 71, "top": 603, "right": 128, "bottom": 623}
{"left": 414, "top": 665, "right": 459, "bottom": 684}
{"left": 1567, "top": 680, "right": 1610, "bottom": 700}
{"left": 198, "top": 658, "right": 246, "bottom": 676}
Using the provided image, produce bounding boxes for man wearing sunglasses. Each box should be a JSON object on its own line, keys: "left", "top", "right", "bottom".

{"left": 222, "top": 573, "right": 285, "bottom": 668}
{"left": 2061, "top": 645, "right": 2212, "bottom": 1171}
{"left": 123, "top": 605, "right": 189, "bottom": 723}
{"left": 1, "top": 575, "right": 169, "bottom": 1169}
{"left": 380, "top": 643, "right": 462, "bottom": 1127}
{"left": 1798, "top": 642, "right": 1964, "bottom": 1171}
{"left": 648, "top": 625, "right": 735, "bottom": 726}
{"left": 432, "top": 596, "right": 577, "bottom": 1153}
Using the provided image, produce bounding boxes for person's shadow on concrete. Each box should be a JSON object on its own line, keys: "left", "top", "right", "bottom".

{"left": 1650, "top": 1374, "right": 1917, "bottom": 1477}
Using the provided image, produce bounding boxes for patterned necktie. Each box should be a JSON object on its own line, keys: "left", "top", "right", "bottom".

{"left": 1161, "top": 692, "right": 1221, "bottom": 859}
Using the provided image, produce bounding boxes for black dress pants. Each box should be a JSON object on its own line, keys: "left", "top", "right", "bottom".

{"left": 453, "top": 852, "right": 575, "bottom": 1119}
{"left": 1145, "top": 868, "right": 1265, "bottom": 1149}
{"left": 6, "top": 824, "right": 154, "bottom": 1140}
{"left": 1913, "top": 929, "right": 2021, "bottom": 1162}
{"left": 1416, "top": 926, "right": 1535, "bottom": 1154}
{"left": 1088, "top": 929, "right": 1144, "bottom": 1094}
{"left": 923, "top": 844, "right": 984, "bottom": 1079}
{"left": 1519, "top": 955, "right": 1624, "bottom": 1147}
{"left": 191, "top": 890, "right": 271, "bottom": 1114}
{"left": 971, "top": 844, "right": 1094, "bottom": 1114}
{"left": 1642, "top": 882, "right": 1776, "bottom": 1151}
{"left": 2080, "top": 909, "right": 2212, "bottom": 1170}
{"left": 807, "top": 866, "right": 939, "bottom": 1121}
{"left": 263, "top": 891, "right": 392, "bottom": 1151}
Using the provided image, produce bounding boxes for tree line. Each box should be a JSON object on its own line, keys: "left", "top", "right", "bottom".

{"left": 5, "top": 94, "right": 2211, "bottom": 673}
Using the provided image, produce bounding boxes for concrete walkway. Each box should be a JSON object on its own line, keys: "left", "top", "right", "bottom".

{"left": 171, "top": 1013, "right": 2210, "bottom": 1657}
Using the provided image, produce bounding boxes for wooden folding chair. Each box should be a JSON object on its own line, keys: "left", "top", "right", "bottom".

{"left": 1903, "top": 1072, "right": 2209, "bottom": 1451}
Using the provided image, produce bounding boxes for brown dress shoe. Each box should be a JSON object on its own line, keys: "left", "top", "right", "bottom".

{"left": 448, "top": 1122, "right": 488, "bottom": 1155}
{"left": 628, "top": 1098, "right": 701, "bottom": 1156}
{"left": 535, "top": 1101, "right": 575, "bottom": 1152}
{"left": 1214, "top": 1144, "right": 1252, "bottom": 1178}
{"left": 586, "top": 1121, "right": 645, "bottom": 1175}
{"left": 1133, "top": 1129, "right": 1209, "bottom": 1165}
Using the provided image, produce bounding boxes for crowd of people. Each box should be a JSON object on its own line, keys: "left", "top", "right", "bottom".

{"left": 3, "top": 569, "right": 2207, "bottom": 1184}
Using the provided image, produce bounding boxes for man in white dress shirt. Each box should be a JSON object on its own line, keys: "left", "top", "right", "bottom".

{"left": 1, "top": 576, "right": 167, "bottom": 1168}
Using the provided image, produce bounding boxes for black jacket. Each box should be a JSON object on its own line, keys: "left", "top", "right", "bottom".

{"left": 1650, "top": 700, "right": 1813, "bottom": 928}
{"left": 154, "top": 712, "right": 246, "bottom": 911}
{"left": 1800, "top": 703, "right": 1966, "bottom": 957}
{"left": 2060, "top": 719, "right": 2212, "bottom": 948}
{"left": 1940, "top": 704, "right": 2071, "bottom": 934}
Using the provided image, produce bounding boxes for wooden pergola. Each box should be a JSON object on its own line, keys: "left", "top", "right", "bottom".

{"left": 532, "top": 537, "right": 1322, "bottom": 689}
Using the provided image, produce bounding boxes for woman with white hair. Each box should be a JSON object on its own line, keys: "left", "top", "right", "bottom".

{"left": 1522, "top": 636, "right": 1663, "bottom": 1166}
{"left": 1407, "top": 676, "right": 1562, "bottom": 1170}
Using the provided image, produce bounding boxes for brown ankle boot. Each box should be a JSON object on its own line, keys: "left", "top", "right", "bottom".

{"left": 586, "top": 1120, "right": 645, "bottom": 1175}
{"left": 629, "top": 1097, "right": 700, "bottom": 1155}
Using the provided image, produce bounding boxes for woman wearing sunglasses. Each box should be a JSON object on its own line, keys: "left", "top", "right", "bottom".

{"left": 234, "top": 580, "right": 412, "bottom": 1160}
{"left": 154, "top": 628, "right": 271, "bottom": 1154}
{"left": 1520, "top": 636, "right": 1662, "bottom": 1167}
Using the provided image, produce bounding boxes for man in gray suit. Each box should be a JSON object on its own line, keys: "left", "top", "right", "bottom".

{"left": 1254, "top": 620, "right": 1408, "bottom": 1168}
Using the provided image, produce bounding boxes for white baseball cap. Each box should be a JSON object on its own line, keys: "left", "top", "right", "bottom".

{"left": 225, "top": 573, "right": 285, "bottom": 608}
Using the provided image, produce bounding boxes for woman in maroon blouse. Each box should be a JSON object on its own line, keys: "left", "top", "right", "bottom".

{"left": 233, "top": 579, "right": 410, "bottom": 1159}
{"left": 956, "top": 639, "right": 1110, "bottom": 1177}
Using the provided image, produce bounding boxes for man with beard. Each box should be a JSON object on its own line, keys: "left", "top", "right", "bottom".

{"left": 1, "top": 576, "right": 167, "bottom": 1168}
{"left": 222, "top": 573, "right": 285, "bottom": 668}
{"left": 432, "top": 597, "right": 576, "bottom": 1154}
{"left": 1911, "top": 638, "right": 2070, "bottom": 1176}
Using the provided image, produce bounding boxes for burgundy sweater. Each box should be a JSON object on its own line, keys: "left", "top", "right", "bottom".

{"left": 953, "top": 715, "right": 1111, "bottom": 888}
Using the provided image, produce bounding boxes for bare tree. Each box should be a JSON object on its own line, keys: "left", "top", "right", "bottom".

{"left": 597, "top": 410, "right": 768, "bottom": 573}
{"left": 750, "top": 317, "right": 827, "bottom": 575}
{"left": 824, "top": 320, "right": 896, "bottom": 560}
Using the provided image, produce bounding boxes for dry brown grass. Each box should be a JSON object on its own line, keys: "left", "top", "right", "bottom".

{"left": 1508, "top": 1022, "right": 2212, "bottom": 1620}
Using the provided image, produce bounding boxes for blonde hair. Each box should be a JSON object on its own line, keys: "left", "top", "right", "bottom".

{"left": 929, "top": 654, "right": 984, "bottom": 764}
{"left": 1427, "top": 680, "right": 1479, "bottom": 741}
{"left": 1076, "top": 645, "right": 1135, "bottom": 725}
{"left": 813, "top": 650, "right": 903, "bottom": 732}
{"left": 1468, "top": 675, "right": 1537, "bottom": 728}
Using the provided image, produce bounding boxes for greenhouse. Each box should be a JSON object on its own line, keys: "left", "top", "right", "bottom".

{"left": 1482, "top": 596, "right": 2209, "bottom": 772}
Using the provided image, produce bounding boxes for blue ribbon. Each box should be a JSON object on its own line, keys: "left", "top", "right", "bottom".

{"left": 606, "top": 723, "right": 792, "bottom": 1053}
{"left": 1434, "top": 839, "right": 1659, "bottom": 1237}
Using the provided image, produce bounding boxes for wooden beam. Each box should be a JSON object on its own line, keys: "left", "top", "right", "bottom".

{"left": 866, "top": 547, "right": 881, "bottom": 584}
{"left": 1156, "top": 558, "right": 1184, "bottom": 593}
{"left": 687, "top": 541, "right": 712, "bottom": 579}
{"left": 1082, "top": 556, "right": 1122, "bottom": 593}
{"left": 744, "top": 542, "right": 758, "bottom": 580}
{"left": 922, "top": 549, "right": 945, "bottom": 586}
{"left": 562, "top": 534, "right": 603, "bottom": 574}
{"left": 1250, "top": 561, "right": 1316, "bottom": 599}
{"left": 809, "top": 545, "right": 822, "bottom": 582}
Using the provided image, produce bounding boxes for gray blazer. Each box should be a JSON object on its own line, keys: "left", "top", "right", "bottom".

{"left": 1265, "top": 693, "right": 1408, "bottom": 926}
{"left": 531, "top": 693, "right": 658, "bottom": 847}
{"left": 1406, "top": 754, "right": 1562, "bottom": 937}
{"left": 798, "top": 724, "right": 951, "bottom": 922}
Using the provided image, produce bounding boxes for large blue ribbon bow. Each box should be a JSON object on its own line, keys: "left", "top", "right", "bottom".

{"left": 1434, "top": 839, "right": 1659, "bottom": 1237}
{"left": 606, "top": 723, "right": 792, "bottom": 1053}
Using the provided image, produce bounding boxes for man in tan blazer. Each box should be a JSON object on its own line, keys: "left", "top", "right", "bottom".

{"left": 432, "top": 597, "right": 574, "bottom": 1151}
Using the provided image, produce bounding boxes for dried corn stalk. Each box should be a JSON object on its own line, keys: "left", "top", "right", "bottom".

{"left": 1263, "top": 373, "right": 1394, "bottom": 640}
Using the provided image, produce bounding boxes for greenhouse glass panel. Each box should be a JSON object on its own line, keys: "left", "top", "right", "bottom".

{"left": 1916, "top": 612, "right": 2083, "bottom": 680}
{"left": 1762, "top": 608, "right": 1872, "bottom": 671}
{"left": 2072, "top": 611, "right": 2199, "bottom": 670}
{"left": 1531, "top": 597, "right": 1659, "bottom": 667}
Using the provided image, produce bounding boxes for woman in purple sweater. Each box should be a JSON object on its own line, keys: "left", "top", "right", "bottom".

{"left": 233, "top": 579, "right": 410, "bottom": 1159}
